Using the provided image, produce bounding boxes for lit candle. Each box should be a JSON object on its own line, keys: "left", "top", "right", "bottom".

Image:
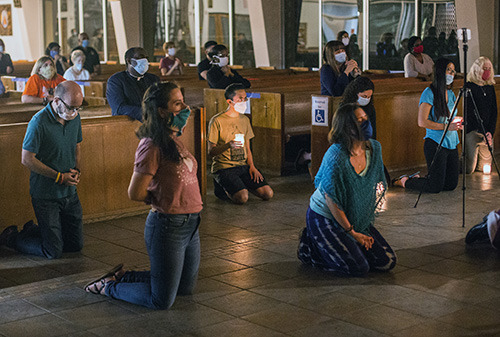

{"left": 483, "top": 164, "right": 491, "bottom": 174}
{"left": 234, "top": 134, "right": 245, "bottom": 147}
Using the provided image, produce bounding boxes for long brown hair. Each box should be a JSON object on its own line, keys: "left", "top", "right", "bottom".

{"left": 328, "top": 103, "right": 364, "bottom": 155}
{"left": 322, "top": 40, "right": 347, "bottom": 76}
{"left": 137, "top": 81, "right": 181, "bottom": 162}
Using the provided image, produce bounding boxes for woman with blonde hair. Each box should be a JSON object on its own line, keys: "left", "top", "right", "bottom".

{"left": 22, "top": 56, "right": 65, "bottom": 104}
{"left": 64, "top": 50, "right": 90, "bottom": 80}
{"left": 320, "top": 40, "right": 361, "bottom": 97}
{"left": 464, "top": 56, "right": 497, "bottom": 173}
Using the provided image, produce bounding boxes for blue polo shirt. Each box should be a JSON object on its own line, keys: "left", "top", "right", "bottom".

{"left": 22, "top": 104, "right": 82, "bottom": 199}
{"left": 420, "top": 87, "right": 459, "bottom": 150}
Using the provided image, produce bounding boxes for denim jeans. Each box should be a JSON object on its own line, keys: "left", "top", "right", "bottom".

{"left": 16, "top": 193, "right": 83, "bottom": 259}
{"left": 106, "top": 211, "right": 201, "bottom": 309}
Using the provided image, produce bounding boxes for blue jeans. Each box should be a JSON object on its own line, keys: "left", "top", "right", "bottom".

{"left": 16, "top": 193, "right": 83, "bottom": 259}
{"left": 106, "top": 211, "right": 201, "bottom": 309}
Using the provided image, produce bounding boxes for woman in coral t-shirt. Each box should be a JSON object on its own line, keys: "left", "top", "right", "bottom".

{"left": 22, "top": 56, "right": 65, "bottom": 105}
{"left": 84, "top": 82, "right": 203, "bottom": 310}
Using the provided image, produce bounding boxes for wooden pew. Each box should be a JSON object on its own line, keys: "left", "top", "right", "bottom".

{"left": 0, "top": 108, "right": 206, "bottom": 228}
{"left": 204, "top": 88, "right": 284, "bottom": 175}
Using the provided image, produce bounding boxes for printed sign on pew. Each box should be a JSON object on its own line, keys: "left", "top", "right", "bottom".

{"left": 311, "top": 96, "right": 328, "bottom": 127}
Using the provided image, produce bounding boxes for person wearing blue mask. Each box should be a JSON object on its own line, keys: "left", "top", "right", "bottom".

{"left": 107, "top": 47, "right": 160, "bottom": 122}
{"left": 298, "top": 103, "right": 395, "bottom": 276}
{"left": 321, "top": 40, "right": 361, "bottom": 97}
{"left": 393, "top": 59, "right": 462, "bottom": 192}
{"left": 45, "top": 42, "right": 69, "bottom": 76}
{"left": 71, "top": 32, "right": 101, "bottom": 76}
{"left": 63, "top": 50, "right": 90, "bottom": 81}
{"left": 84, "top": 82, "right": 203, "bottom": 310}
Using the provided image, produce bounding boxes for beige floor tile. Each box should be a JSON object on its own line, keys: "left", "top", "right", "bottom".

{"left": 242, "top": 303, "right": 331, "bottom": 333}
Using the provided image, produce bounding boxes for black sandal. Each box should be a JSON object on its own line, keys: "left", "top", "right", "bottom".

{"left": 83, "top": 264, "right": 123, "bottom": 291}
{"left": 84, "top": 278, "right": 107, "bottom": 295}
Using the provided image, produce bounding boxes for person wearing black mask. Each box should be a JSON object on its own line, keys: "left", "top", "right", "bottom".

{"left": 106, "top": 47, "right": 160, "bottom": 122}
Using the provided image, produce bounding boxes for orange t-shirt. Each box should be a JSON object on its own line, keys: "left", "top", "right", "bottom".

{"left": 22, "top": 74, "right": 65, "bottom": 98}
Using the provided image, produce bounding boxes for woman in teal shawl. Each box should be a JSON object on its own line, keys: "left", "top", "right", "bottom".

{"left": 298, "top": 103, "right": 396, "bottom": 276}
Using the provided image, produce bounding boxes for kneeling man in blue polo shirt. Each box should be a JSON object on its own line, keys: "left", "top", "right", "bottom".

{"left": 0, "top": 81, "right": 84, "bottom": 259}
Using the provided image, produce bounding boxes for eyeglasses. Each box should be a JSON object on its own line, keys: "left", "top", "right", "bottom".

{"left": 58, "top": 98, "right": 83, "bottom": 113}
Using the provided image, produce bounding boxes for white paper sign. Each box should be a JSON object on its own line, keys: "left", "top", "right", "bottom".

{"left": 311, "top": 96, "right": 329, "bottom": 126}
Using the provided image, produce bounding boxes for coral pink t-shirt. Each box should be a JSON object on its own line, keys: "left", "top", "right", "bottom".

{"left": 134, "top": 137, "right": 202, "bottom": 214}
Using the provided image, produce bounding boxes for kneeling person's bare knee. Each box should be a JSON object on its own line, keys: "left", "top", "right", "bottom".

{"left": 231, "top": 190, "right": 248, "bottom": 204}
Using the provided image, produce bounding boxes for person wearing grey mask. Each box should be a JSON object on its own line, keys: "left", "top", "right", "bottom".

{"left": 0, "top": 39, "right": 13, "bottom": 75}
{"left": 206, "top": 44, "right": 251, "bottom": 89}
{"left": 106, "top": 47, "right": 160, "bottom": 122}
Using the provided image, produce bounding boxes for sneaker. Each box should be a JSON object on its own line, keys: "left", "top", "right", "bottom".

{"left": 0, "top": 225, "right": 18, "bottom": 249}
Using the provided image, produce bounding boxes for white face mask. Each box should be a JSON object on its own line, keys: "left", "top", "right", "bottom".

{"left": 446, "top": 74, "right": 454, "bottom": 85}
{"left": 132, "top": 58, "right": 149, "bottom": 75}
{"left": 0, "top": 46, "right": 4, "bottom": 53}
{"left": 216, "top": 56, "right": 229, "bottom": 67}
{"left": 74, "top": 63, "right": 83, "bottom": 71}
{"left": 167, "top": 48, "right": 176, "bottom": 56}
{"left": 334, "top": 52, "right": 347, "bottom": 64}
{"left": 342, "top": 37, "right": 350, "bottom": 46}
{"left": 357, "top": 95, "right": 371, "bottom": 106}
{"left": 56, "top": 102, "right": 79, "bottom": 121}
{"left": 40, "top": 64, "right": 55, "bottom": 79}
{"left": 233, "top": 101, "right": 247, "bottom": 114}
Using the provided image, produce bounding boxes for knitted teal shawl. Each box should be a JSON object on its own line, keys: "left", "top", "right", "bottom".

{"left": 314, "top": 139, "right": 387, "bottom": 235}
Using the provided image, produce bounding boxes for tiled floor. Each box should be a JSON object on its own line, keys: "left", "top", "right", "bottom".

{"left": 1, "top": 171, "right": 500, "bottom": 336}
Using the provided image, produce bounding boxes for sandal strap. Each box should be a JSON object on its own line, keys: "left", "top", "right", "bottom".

{"left": 85, "top": 279, "right": 107, "bottom": 295}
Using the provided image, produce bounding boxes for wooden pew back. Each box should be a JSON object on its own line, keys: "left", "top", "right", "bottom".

{"left": 0, "top": 108, "right": 206, "bottom": 227}
{"left": 204, "top": 88, "right": 284, "bottom": 175}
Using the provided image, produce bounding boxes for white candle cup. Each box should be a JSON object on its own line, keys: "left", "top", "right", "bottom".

{"left": 483, "top": 164, "right": 491, "bottom": 174}
{"left": 234, "top": 134, "right": 245, "bottom": 147}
